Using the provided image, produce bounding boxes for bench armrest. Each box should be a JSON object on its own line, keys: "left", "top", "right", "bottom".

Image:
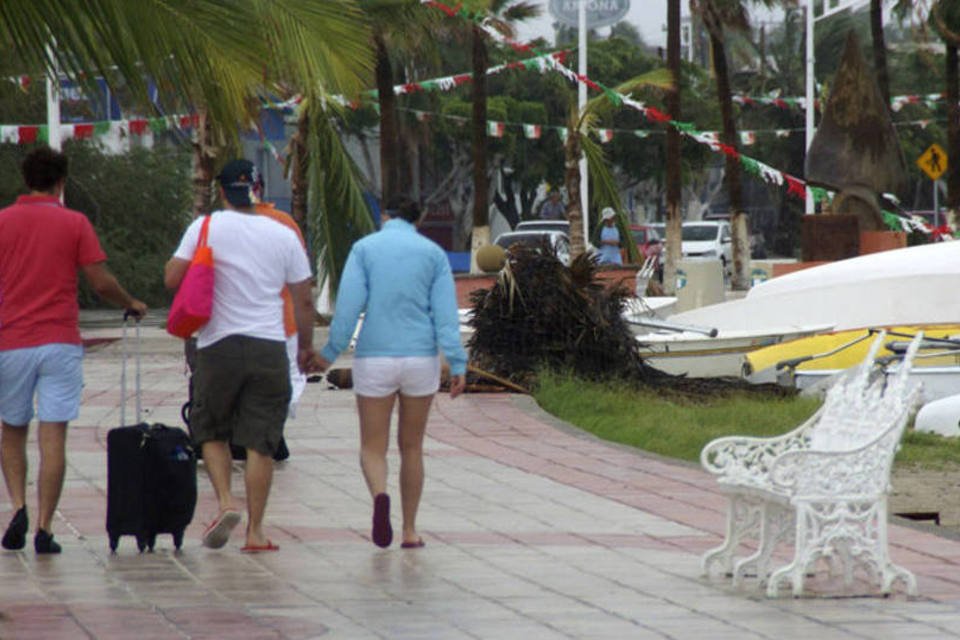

{"left": 700, "top": 405, "right": 825, "bottom": 482}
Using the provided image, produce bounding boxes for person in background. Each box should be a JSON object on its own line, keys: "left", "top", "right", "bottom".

{"left": 597, "top": 207, "right": 623, "bottom": 266}
{"left": 316, "top": 195, "right": 467, "bottom": 549}
{"left": 0, "top": 146, "right": 147, "bottom": 554}
{"left": 538, "top": 189, "right": 566, "bottom": 220}
{"left": 165, "top": 159, "right": 317, "bottom": 553}
{"left": 252, "top": 177, "right": 309, "bottom": 421}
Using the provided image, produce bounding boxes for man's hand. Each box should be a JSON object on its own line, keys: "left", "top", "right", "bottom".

{"left": 126, "top": 300, "right": 148, "bottom": 320}
{"left": 297, "top": 348, "right": 330, "bottom": 374}
{"left": 449, "top": 374, "right": 466, "bottom": 399}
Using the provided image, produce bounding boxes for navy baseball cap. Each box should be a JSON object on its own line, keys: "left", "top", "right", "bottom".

{"left": 216, "top": 159, "right": 258, "bottom": 206}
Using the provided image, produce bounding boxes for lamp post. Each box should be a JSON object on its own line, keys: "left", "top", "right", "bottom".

{"left": 805, "top": 0, "right": 868, "bottom": 214}
{"left": 45, "top": 46, "right": 61, "bottom": 151}
{"left": 578, "top": 0, "right": 588, "bottom": 242}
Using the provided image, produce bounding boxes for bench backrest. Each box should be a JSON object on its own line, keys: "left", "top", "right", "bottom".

{"left": 808, "top": 331, "right": 922, "bottom": 452}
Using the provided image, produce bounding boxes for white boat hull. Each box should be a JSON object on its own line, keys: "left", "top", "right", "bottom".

{"left": 636, "top": 325, "right": 832, "bottom": 377}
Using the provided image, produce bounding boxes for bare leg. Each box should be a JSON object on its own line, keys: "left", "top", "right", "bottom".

{"left": 356, "top": 395, "right": 396, "bottom": 497}
{"left": 244, "top": 449, "right": 273, "bottom": 547}
{"left": 1, "top": 422, "right": 28, "bottom": 511}
{"left": 396, "top": 394, "right": 433, "bottom": 545}
{"left": 36, "top": 422, "right": 67, "bottom": 532}
{"left": 201, "top": 440, "right": 236, "bottom": 512}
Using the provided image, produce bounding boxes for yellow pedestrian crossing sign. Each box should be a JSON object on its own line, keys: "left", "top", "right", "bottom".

{"left": 917, "top": 143, "right": 947, "bottom": 181}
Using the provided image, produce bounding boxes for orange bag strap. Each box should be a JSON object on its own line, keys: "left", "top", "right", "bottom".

{"left": 197, "top": 215, "right": 211, "bottom": 250}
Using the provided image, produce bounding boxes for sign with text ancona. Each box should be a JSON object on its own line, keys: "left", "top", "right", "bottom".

{"left": 548, "top": 0, "right": 631, "bottom": 29}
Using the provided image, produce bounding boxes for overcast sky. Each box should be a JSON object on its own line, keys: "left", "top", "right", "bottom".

{"left": 514, "top": 2, "right": 789, "bottom": 49}
{"left": 515, "top": 2, "right": 677, "bottom": 48}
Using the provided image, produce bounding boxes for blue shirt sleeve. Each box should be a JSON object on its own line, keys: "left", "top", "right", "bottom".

{"left": 430, "top": 250, "right": 468, "bottom": 376}
{"left": 321, "top": 245, "right": 368, "bottom": 364}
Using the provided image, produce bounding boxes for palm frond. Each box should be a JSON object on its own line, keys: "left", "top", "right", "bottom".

{"left": 581, "top": 133, "right": 642, "bottom": 264}
{"left": 305, "top": 101, "right": 376, "bottom": 297}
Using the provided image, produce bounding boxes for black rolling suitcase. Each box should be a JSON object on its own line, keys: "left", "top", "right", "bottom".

{"left": 106, "top": 315, "right": 198, "bottom": 552}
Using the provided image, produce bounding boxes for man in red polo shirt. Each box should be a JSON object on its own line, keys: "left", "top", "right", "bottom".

{"left": 0, "top": 146, "right": 147, "bottom": 554}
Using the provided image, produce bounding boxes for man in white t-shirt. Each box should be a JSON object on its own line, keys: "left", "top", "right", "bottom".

{"left": 164, "top": 159, "right": 318, "bottom": 553}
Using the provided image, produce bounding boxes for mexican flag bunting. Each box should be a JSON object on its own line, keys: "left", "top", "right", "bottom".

{"left": 775, "top": 129, "right": 790, "bottom": 138}
{"left": 128, "top": 119, "right": 149, "bottom": 135}
{"left": 18, "top": 76, "right": 31, "bottom": 92}
{"left": 634, "top": 130, "right": 650, "bottom": 139}
{"left": 739, "top": 131, "right": 756, "bottom": 146}
{"left": 415, "top": 111, "right": 431, "bottom": 122}
{"left": 18, "top": 126, "right": 39, "bottom": 144}
{"left": 74, "top": 123, "right": 95, "bottom": 139}
{"left": 0, "top": 126, "right": 17, "bottom": 144}
{"left": 523, "top": 124, "right": 541, "bottom": 139}
{"left": 919, "top": 120, "right": 930, "bottom": 129}
{"left": 487, "top": 121, "right": 505, "bottom": 138}
{"left": 557, "top": 127, "right": 568, "bottom": 143}
{"left": 598, "top": 128, "right": 613, "bottom": 143}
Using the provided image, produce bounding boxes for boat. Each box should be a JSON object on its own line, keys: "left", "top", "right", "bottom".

{"left": 745, "top": 326, "right": 960, "bottom": 400}
{"left": 667, "top": 241, "right": 960, "bottom": 334}
{"left": 633, "top": 323, "right": 833, "bottom": 377}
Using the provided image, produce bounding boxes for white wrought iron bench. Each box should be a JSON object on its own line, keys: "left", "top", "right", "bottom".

{"left": 700, "top": 331, "right": 923, "bottom": 597}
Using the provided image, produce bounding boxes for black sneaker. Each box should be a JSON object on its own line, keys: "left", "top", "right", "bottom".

{"left": 1, "top": 507, "right": 27, "bottom": 550}
{"left": 34, "top": 529, "right": 61, "bottom": 554}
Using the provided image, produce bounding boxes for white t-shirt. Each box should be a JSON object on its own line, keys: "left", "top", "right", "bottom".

{"left": 173, "top": 210, "right": 312, "bottom": 348}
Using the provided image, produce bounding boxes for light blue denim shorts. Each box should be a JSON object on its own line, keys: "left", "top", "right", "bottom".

{"left": 0, "top": 343, "right": 83, "bottom": 425}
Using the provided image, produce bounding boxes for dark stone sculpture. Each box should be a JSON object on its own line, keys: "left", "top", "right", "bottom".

{"left": 805, "top": 31, "right": 907, "bottom": 231}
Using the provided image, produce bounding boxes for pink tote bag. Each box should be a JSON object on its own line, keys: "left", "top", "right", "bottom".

{"left": 166, "top": 216, "right": 214, "bottom": 338}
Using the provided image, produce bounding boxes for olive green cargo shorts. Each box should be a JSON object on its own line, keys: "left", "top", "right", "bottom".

{"left": 189, "top": 335, "right": 291, "bottom": 457}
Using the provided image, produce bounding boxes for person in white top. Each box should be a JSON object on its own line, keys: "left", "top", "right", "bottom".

{"left": 164, "top": 159, "right": 319, "bottom": 553}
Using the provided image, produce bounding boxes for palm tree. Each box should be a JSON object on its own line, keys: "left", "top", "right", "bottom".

{"left": 930, "top": 1, "right": 960, "bottom": 225}
{"left": 664, "top": 0, "right": 683, "bottom": 296}
{"left": 870, "top": 0, "right": 891, "bottom": 108}
{"left": 468, "top": 0, "right": 540, "bottom": 272}
{"left": 563, "top": 71, "right": 672, "bottom": 261}
{"left": 691, "top": 0, "right": 779, "bottom": 291}
{"left": 2, "top": 1, "right": 375, "bottom": 290}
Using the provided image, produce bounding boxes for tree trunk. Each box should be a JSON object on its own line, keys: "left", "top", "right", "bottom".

{"left": 947, "top": 43, "right": 960, "bottom": 226}
{"left": 870, "top": 0, "right": 891, "bottom": 109}
{"left": 709, "top": 26, "right": 749, "bottom": 290}
{"left": 290, "top": 110, "right": 309, "bottom": 236}
{"left": 664, "top": 0, "right": 682, "bottom": 295}
{"left": 191, "top": 109, "right": 215, "bottom": 217}
{"left": 470, "top": 25, "right": 491, "bottom": 273}
{"left": 564, "top": 116, "right": 586, "bottom": 258}
{"left": 374, "top": 32, "right": 399, "bottom": 203}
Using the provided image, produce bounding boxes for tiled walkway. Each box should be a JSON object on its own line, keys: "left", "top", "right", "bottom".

{"left": 1, "top": 325, "right": 959, "bottom": 639}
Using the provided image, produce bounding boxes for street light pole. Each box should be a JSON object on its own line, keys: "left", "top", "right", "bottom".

{"left": 46, "top": 46, "right": 61, "bottom": 151}
{"left": 804, "top": 2, "right": 814, "bottom": 214}
{"left": 579, "top": 0, "right": 589, "bottom": 242}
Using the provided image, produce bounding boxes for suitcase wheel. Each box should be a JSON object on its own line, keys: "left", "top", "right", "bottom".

{"left": 109, "top": 536, "right": 119, "bottom": 553}
{"left": 136, "top": 537, "right": 146, "bottom": 553}
{"left": 148, "top": 535, "right": 156, "bottom": 552}
{"left": 173, "top": 531, "right": 184, "bottom": 550}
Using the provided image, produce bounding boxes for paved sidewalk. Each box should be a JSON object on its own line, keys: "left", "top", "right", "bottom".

{"left": 1, "top": 325, "right": 960, "bottom": 639}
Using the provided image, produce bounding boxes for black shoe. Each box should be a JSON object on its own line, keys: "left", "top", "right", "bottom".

{"left": 1, "top": 507, "right": 27, "bottom": 550}
{"left": 34, "top": 529, "right": 61, "bottom": 554}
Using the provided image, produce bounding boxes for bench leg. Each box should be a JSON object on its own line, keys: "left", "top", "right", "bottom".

{"left": 734, "top": 501, "right": 792, "bottom": 587}
{"left": 702, "top": 495, "right": 760, "bottom": 578}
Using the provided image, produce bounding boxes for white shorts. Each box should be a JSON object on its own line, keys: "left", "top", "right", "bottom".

{"left": 352, "top": 356, "right": 440, "bottom": 398}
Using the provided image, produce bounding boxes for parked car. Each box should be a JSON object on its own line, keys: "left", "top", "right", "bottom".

{"left": 681, "top": 221, "right": 733, "bottom": 273}
{"left": 515, "top": 220, "right": 570, "bottom": 234}
{"left": 494, "top": 229, "right": 571, "bottom": 266}
{"left": 628, "top": 224, "right": 663, "bottom": 263}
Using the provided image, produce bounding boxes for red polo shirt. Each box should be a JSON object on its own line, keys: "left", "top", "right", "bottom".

{"left": 0, "top": 194, "right": 107, "bottom": 350}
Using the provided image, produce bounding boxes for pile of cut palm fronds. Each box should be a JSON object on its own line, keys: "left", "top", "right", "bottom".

{"left": 467, "top": 240, "right": 665, "bottom": 388}
{"left": 466, "top": 240, "right": 796, "bottom": 399}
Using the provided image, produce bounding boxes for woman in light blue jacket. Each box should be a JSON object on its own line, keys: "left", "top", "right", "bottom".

{"left": 317, "top": 196, "right": 466, "bottom": 549}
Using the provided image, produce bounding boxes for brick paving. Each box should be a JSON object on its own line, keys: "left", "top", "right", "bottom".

{"left": 1, "top": 322, "right": 959, "bottom": 639}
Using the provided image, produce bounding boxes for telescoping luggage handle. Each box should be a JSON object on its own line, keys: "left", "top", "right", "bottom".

{"left": 120, "top": 310, "right": 142, "bottom": 427}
